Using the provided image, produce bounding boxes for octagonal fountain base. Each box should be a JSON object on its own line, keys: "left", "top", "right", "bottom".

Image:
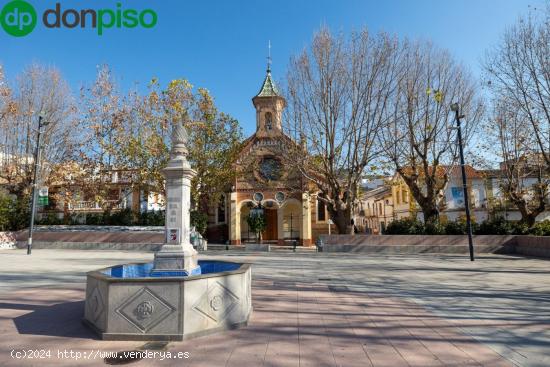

{"left": 83, "top": 261, "right": 252, "bottom": 341}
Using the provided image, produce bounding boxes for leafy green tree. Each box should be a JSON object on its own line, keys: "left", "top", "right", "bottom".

{"left": 0, "top": 190, "right": 11, "bottom": 231}
{"left": 8, "top": 195, "right": 29, "bottom": 231}
{"left": 114, "top": 78, "right": 242, "bottom": 216}
{"left": 188, "top": 88, "right": 243, "bottom": 213}
{"left": 190, "top": 210, "right": 208, "bottom": 235}
{"left": 247, "top": 212, "right": 267, "bottom": 242}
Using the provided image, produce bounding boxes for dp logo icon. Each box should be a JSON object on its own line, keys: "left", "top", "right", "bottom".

{"left": 0, "top": 0, "right": 37, "bottom": 37}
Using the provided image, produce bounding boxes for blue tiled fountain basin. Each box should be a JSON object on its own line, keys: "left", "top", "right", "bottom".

{"left": 103, "top": 260, "right": 242, "bottom": 278}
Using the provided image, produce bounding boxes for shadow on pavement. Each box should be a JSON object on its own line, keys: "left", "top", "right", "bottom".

{"left": 9, "top": 301, "right": 98, "bottom": 339}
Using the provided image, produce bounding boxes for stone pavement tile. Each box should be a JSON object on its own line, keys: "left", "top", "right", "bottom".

{"left": 301, "top": 292, "right": 401, "bottom": 367}
{"left": 396, "top": 318, "right": 482, "bottom": 366}
{"left": 175, "top": 345, "right": 206, "bottom": 367}
{"left": 330, "top": 343, "right": 373, "bottom": 367}
{"left": 299, "top": 335, "right": 339, "bottom": 367}
{"left": 322, "top": 317, "right": 362, "bottom": 345}
{"left": 385, "top": 299, "right": 484, "bottom": 367}
{"left": 374, "top": 325, "right": 444, "bottom": 366}
{"left": 264, "top": 340, "right": 300, "bottom": 367}
{"left": 323, "top": 314, "right": 382, "bottom": 366}
{"left": 366, "top": 296, "right": 513, "bottom": 367}
{"left": 183, "top": 339, "right": 236, "bottom": 367}
{"left": 350, "top": 299, "right": 444, "bottom": 367}
{"left": 361, "top": 339, "right": 410, "bottom": 367}
{"left": 252, "top": 280, "right": 274, "bottom": 287}
{"left": 344, "top": 316, "right": 408, "bottom": 366}
{"left": 225, "top": 342, "right": 268, "bottom": 367}
{"left": 422, "top": 322, "right": 514, "bottom": 367}
{"left": 299, "top": 285, "right": 487, "bottom": 367}
{"left": 299, "top": 326, "right": 334, "bottom": 365}
{"left": 253, "top": 300, "right": 298, "bottom": 313}
{"left": 168, "top": 331, "right": 231, "bottom": 366}
{"left": 0, "top": 288, "right": 84, "bottom": 304}
{"left": 265, "top": 324, "right": 299, "bottom": 342}
{"left": 251, "top": 311, "right": 294, "bottom": 322}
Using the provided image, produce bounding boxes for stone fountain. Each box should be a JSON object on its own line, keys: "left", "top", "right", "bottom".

{"left": 150, "top": 119, "right": 200, "bottom": 277}
{"left": 83, "top": 118, "right": 252, "bottom": 341}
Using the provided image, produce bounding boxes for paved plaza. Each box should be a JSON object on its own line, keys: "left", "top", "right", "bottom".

{"left": 0, "top": 249, "right": 549, "bottom": 366}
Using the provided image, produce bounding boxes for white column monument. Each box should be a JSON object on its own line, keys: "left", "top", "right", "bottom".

{"left": 151, "top": 118, "right": 200, "bottom": 276}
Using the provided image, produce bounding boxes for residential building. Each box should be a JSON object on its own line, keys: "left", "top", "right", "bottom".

{"left": 356, "top": 183, "right": 393, "bottom": 234}
{"left": 391, "top": 175, "right": 415, "bottom": 220}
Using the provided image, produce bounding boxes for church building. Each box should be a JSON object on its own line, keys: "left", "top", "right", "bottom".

{"left": 206, "top": 64, "right": 332, "bottom": 246}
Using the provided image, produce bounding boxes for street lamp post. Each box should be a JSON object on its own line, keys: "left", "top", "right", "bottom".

{"left": 451, "top": 103, "right": 475, "bottom": 261}
{"left": 27, "top": 114, "right": 49, "bottom": 255}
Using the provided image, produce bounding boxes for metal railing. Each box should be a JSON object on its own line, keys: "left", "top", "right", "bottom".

{"left": 67, "top": 200, "right": 126, "bottom": 211}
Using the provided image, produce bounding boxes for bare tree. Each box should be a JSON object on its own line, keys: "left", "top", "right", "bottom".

{"left": 0, "top": 65, "right": 11, "bottom": 123}
{"left": 380, "top": 41, "right": 483, "bottom": 223}
{"left": 484, "top": 6, "right": 550, "bottom": 170}
{"left": 78, "top": 65, "right": 130, "bottom": 209}
{"left": 283, "top": 28, "right": 400, "bottom": 234}
{"left": 0, "top": 64, "right": 78, "bottom": 197}
{"left": 490, "top": 99, "right": 548, "bottom": 226}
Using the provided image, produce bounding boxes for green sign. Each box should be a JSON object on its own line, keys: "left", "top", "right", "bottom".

{"left": 0, "top": 0, "right": 38, "bottom": 37}
{"left": 1, "top": 1, "right": 158, "bottom": 37}
{"left": 38, "top": 186, "right": 48, "bottom": 206}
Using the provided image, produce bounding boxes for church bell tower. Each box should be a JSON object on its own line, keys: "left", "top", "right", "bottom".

{"left": 252, "top": 44, "right": 286, "bottom": 138}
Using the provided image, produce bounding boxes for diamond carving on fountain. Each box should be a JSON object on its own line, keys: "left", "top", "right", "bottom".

{"left": 115, "top": 287, "right": 175, "bottom": 333}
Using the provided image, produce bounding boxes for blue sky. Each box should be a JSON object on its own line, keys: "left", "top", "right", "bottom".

{"left": 0, "top": 0, "right": 538, "bottom": 136}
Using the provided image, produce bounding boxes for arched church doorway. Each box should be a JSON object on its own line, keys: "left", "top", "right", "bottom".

{"left": 262, "top": 207, "right": 278, "bottom": 241}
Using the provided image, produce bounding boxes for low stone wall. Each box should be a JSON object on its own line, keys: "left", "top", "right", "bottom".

{"left": 514, "top": 236, "right": 550, "bottom": 258}
{"left": 14, "top": 226, "right": 164, "bottom": 250}
{"left": 9, "top": 226, "right": 550, "bottom": 258}
{"left": 320, "top": 234, "right": 517, "bottom": 254}
{"left": 244, "top": 243, "right": 270, "bottom": 252}
{"left": 321, "top": 234, "right": 550, "bottom": 258}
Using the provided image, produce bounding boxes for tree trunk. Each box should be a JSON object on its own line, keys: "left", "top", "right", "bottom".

{"left": 398, "top": 171, "right": 444, "bottom": 225}
{"left": 508, "top": 184, "right": 546, "bottom": 228}
{"left": 416, "top": 201, "right": 439, "bottom": 224}
{"left": 198, "top": 194, "right": 209, "bottom": 215}
{"left": 522, "top": 214, "right": 537, "bottom": 228}
{"left": 514, "top": 199, "right": 544, "bottom": 227}
{"left": 329, "top": 205, "right": 353, "bottom": 235}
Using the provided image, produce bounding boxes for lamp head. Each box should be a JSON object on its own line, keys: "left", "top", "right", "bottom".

{"left": 38, "top": 112, "right": 51, "bottom": 126}
{"left": 450, "top": 103, "right": 459, "bottom": 112}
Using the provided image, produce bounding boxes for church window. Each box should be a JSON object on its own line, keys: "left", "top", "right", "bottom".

{"left": 259, "top": 157, "right": 281, "bottom": 181}
{"left": 265, "top": 112, "right": 273, "bottom": 130}
{"left": 217, "top": 195, "right": 226, "bottom": 223}
{"left": 317, "top": 196, "right": 326, "bottom": 222}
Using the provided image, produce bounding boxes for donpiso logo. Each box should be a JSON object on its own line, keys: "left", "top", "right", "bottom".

{"left": 0, "top": 1, "right": 157, "bottom": 37}
{"left": 0, "top": 0, "right": 37, "bottom": 37}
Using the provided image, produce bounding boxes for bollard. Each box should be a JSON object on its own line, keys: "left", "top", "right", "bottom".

{"left": 315, "top": 237, "right": 324, "bottom": 252}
